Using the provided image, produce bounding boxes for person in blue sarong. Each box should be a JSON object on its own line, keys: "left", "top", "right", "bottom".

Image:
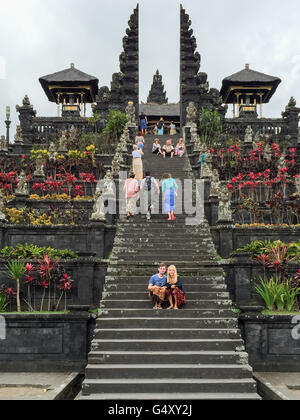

{"left": 139, "top": 113, "right": 148, "bottom": 135}
{"left": 161, "top": 173, "right": 178, "bottom": 221}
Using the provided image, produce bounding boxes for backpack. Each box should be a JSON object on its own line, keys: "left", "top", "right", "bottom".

{"left": 144, "top": 176, "right": 152, "bottom": 191}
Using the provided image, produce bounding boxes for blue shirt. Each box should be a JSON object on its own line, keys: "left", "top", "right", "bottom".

{"left": 161, "top": 178, "right": 178, "bottom": 193}
{"left": 149, "top": 274, "right": 167, "bottom": 287}
{"left": 132, "top": 150, "right": 141, "bottom": 159}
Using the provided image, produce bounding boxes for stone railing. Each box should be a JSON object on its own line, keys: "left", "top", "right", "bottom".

{"left": 31, "top": 117, "right": 95, "bottom": 144}
{"left": 222, "top": 118, "right": 288, "bottom": 141}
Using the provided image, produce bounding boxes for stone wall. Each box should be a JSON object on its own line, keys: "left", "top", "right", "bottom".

{"left": 239, "top": 314, "right": 300, "bottom": 372}
{"left": 0, "top": 313, "right": 95, "bottom": 372}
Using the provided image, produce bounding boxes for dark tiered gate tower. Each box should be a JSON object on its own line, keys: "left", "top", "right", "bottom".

{"left": 93, "top": 5, "right": 139, "bottom": 120}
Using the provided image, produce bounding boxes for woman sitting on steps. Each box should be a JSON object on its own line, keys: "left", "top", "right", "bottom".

{"left": 166, "top": 265, "right": 186, "bottom": 310}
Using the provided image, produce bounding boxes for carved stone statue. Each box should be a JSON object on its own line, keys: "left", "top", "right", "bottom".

{"left": 186, "top": 102, "right": 198, "bottom": 127}
{"left": 244, "top": 125, "right": 253, "bottom": 143}
{"left": 49, "top": 142, "right": 57, "bottom": 161}
{"left": 201, "top": 149, "right": 213, "bottom": 179}
{"left": 218, "top": 182, "right": 233, "bottom": 222}
{"left": 263, "top": 143, "right": 272, "bottom": 162}
{"left": 16, "top": 170, "right": 29, "bottom": 195}
{"left": 125, "top": 102, "right": 136, "bottom": 126}
{"left": 0, "top": 136, "right": 8, "bottom": 152}
{"left": 14, "top": 126, "right": 23, "bottom": 144}
{"left": 68, "top": 126, "right": 78, "bottom": 144}
{"left": 0, "top": 190, "right": 7, "bottom": 222}
{"left": 58, "top": 131, "right": 68, "bottom": 153}
{"left": 210, "top": 169, "right": 220, "bottom": 197}
{"left": 296, "top": 177, "right": 300, "bottom": 197}
{"left": 90, "top": 170, "right": 115, "bottom": 221}
{"left": 34, "top": 154, "right": 45, "bottom": 178}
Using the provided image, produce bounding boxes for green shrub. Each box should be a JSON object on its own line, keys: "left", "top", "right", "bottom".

{"left": 103, "top": 110, "right": 127, "bottom": 138}
{"left": 254, "top": 276, "right": 300, "bottom": 312}
{"left": 0, "top": 244, "right": 77, "bottom": 260}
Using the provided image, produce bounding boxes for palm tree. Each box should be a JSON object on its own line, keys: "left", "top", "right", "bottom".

{"left": 4, "top": 261, "right": 26, "bottom": 313}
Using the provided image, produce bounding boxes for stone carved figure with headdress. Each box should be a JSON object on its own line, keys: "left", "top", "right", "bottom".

{"left": 58, "top": 131, "right": 68, "bottom": 153}
{"left": 49, "top": 142, "right": 57, "bottom": 161}
{"left": 201, "top": 150, "right": 213, "bottom": 179}
{"left": 14, "top": 126, "right": 23, "bottom": 145}
{"left": 218, "top": 182, "right": 233, "bottom": 222}
{"left": 16, "top": 170, "right": 28, "bottom": 195}
{"left": 0, "top": 190, "right": 7, "bottom": 222}
{"left": 244, "top": 126, "right": 253, "bottom": 144}
{"left": 0, "top": 136, "right": 8, "bottom": 152}
{"left": 91, "top": 170, "right": 115, "bottom": 221}
{"left": 34, "top": 154, "right": 45, "bottom": 178}
{"left": 126, "top": 102, "right": 136, "bottom": 126}
{"left": 186, "top": 102, "right": 198, "bottom": 127}
{"left": 210, "top": 169, "right": 220, "bottom": 197}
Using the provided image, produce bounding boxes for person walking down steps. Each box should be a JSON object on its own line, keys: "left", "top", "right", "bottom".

{"left": 161, "top": 173, "right": 178, "bottom": 221}
{"left": 140, "top": 171, "right": 160, "bottom": 221}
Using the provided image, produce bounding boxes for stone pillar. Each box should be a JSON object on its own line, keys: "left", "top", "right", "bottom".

{"left": 282, "top": 97, "right": 300, "bottom": 149}
{"left": 216, "top": 221, "right": 234, "bottom": 258}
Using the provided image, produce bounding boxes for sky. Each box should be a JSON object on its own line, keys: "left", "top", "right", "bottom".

{"left": 0, "top": 0, "right": 300, "bottom": 136}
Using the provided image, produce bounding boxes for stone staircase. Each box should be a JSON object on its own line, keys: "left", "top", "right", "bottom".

{"left": 80, "top": 134, "right": 261, "bottom": 400}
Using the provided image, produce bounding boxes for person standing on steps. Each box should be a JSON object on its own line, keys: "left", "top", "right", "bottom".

{"left": 166, "top": 265, "right": 186, "bottom": 310}
{"left": 161, "top": 173, "right": 178, "bottom": 221}
{"left": 148, "top": 263, "right": 167, "bottom": 310}
{"left": 135, "top": 132, "right": 145, "bottom": 152}
{"left": 156, "top": 118, "right": 165, "bottom": 136}
{"left": 132, "top": 145, "right": 144, "bottom": 181}
{"left": 123, "top": 172, "right": 139, "bottom": 219}
{"left": 139, "top": 112, "right": 148, "bottom": 135}
{"left": 140, "top": 171, "right": 160, "bottom": 221}
{"left": 169, "top": 121, "right": 177, "bottom": 136}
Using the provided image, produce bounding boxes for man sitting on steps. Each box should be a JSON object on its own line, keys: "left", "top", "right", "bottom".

{"left": 148, "top": 263, "right": 167, "bottom": 310}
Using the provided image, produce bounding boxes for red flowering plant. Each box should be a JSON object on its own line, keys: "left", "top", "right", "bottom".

{"left": 37, "top": 255, "right": 60, "bottom": 312}
{"left": 79, "top": 173, "right": 97, "bottom": 196}
{"left": 55, "top": 273, "right": 73, "bottom": 311}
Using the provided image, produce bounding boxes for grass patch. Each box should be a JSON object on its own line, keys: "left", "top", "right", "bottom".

{"left": 262, "top": 310, "right": 300, "bottom": 316}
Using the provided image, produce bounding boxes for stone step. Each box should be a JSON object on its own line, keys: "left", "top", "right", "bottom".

{"left": 85, "top": 364, "right": 252, "bottom": 380}
{"left": 79, "top": 392, "right": 261, "bottom": 400}
{"left": 105, "top": 275, "right": 225, "bottom": 283}
{"left": 110, "top": 256, "right": 217, "bottom": 263}
{"left": 98, "top": 309, "right": 236, "bottom": 318}
{"left": 96, "top": 317, "right": 239, "bottom": 329}
{"left": 82, "top": 378, "right": 258, "bottom": 395}
{"left": 102, "top": 292, "right": 230, "bottom": 300}
{"left": 99, "top": 300, "right": 233, "bottom": 310}
{"left": 106, "top": 267, "right": 224, "bottom": 276}
{"left": 91, "top": 339, "right": 244, "bottom": 352}
{"left": 88, "top": 351, "right": 248, "bottom": 365}
{"left": 93, "top": 328, "right": 242, "bottom": 340}
{"left": 104, "top": 283, "right": 228, "bottom": 292}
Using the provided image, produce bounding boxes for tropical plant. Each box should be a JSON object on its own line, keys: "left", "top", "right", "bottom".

{"left": 0, "top": 244, "right": 77, "bottom": 260}
{"left": 198, "top": 108, "right": 222, "bottom": 148}
{"left": 103, "top": 110, "right": 127, "bottom": 139}
{"left": 3, "top": 261, "right": 26, "bottom": 312}
{"left": 254, "top": 276, "right": 300, "bottom": 312}
{"left": 0, "top": 292, "right": 9, "bottom": 312}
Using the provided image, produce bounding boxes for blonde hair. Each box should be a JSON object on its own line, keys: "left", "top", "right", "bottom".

{"left": 167, "top": 265, "right": 178, "bottom": 284}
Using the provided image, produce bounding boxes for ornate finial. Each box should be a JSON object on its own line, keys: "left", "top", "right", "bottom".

{"left": 70, "top": 63, "right": 75, "bottom": 69}
{"left": 288, "top": 96, "right": 297, "bottom": 107}
{"left": 22, "top": 95, "right": 31, "bottom": 106}
{"left": 245, "top": 64, "right": 250, "bottom": 70}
